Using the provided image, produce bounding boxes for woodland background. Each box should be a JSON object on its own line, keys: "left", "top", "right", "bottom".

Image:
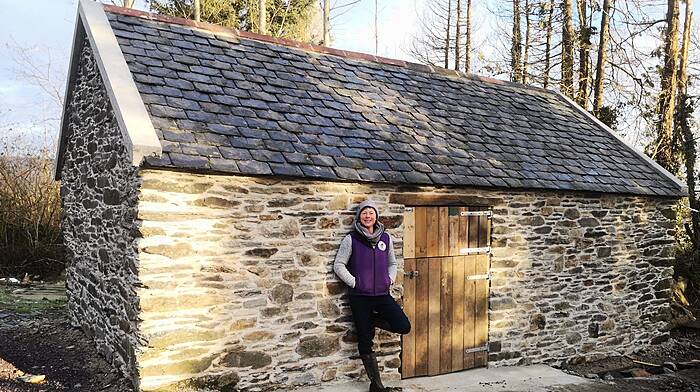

{"left": 1, "top": 0, "right": 698, "bottom": 309}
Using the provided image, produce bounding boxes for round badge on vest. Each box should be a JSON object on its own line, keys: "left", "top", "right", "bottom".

{"left": 377, "top": 241, "right": 386, "bottom": 251}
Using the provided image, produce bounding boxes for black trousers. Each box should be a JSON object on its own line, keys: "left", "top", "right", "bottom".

{"left": 349, "top": 294, "right": 411, "bottom": 355}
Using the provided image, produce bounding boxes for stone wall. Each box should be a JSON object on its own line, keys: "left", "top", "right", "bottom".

{"left": 60, "top": 40, "right": 142, "bottom": 385}
{"left": 135, "top": 169, "right": 677, "bottom": 391}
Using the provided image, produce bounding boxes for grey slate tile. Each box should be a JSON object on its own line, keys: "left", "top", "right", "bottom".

{"left": 251, "top": 150, "right": 285, "bottom": 163}
{"left": 270, "top": 163, "right": 304, "bottom": 177}
{"left": 311, "top": 155, "right": 336, "bottom": 167}
{"left": 219, "top": 147, "right": 253, "bottom": 160}
{"left": 237, "top": 160, "right": 272, "bottom": 175}
{"left": 169, "top": 153, "right": 210, "bottom": 169}
{"left": 333, "top": 167, "right": 361, "bottom": 181}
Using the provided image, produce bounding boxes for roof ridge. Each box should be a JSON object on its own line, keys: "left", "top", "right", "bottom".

{"left": 102, "top": 3, "right": 552, "bottom": 95}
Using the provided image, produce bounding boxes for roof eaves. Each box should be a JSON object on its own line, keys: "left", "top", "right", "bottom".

{"left": 54, "top": 0, "right": 162, "bottom": 180}
{"left": 553, "top": 90, "right": 688, "bottom": 198}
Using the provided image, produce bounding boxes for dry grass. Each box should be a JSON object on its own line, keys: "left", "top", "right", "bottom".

{"left": 0, "top": 136, "right": 63, "bottom": 279}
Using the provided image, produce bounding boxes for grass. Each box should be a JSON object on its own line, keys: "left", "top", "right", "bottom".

{"left": 0, "top": 285, "right": 66, "bottom": 313}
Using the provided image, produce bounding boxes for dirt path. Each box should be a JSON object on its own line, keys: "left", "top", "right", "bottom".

{"left": 0, "top": 308, "right": 134, "bottom": 391}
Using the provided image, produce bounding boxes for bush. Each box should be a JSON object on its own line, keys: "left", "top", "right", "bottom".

{"left": 0, "top": 137, "right": 63, "bottom": 279}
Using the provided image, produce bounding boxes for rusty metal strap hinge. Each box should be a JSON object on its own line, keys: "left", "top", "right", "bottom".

{"left": 459, "top": 246, "right": 491, "bottom": 255}
{"left": 460, "top": 211, "right": 492, "bottom": 218}
{"left": 464, "top": 345, "right": 489, "bottom": 354}
{"left": 465, "top": 273, "right": 491, "bottom": 281}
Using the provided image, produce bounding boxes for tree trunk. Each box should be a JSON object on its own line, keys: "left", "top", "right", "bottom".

{"left": 194, "top": 0, "right": 200, "bottom": 22}
{"left": 323, "top": 0, "right": 330, "bottom": 45}
{"left": 465, "top": 0, "right": 472, "bottom": 73}
{"left": 259, "top": 0, "right": 267, "bottom": 34}
{"left": 561, "top": 0, "right": 575, "bottom": 97}
{"left": 445, "top": 0, "right": 452, "bottom": 68}
{"left": 678, "top": 0, "right": 692, "bottom": 91}
{"left": 543, "top": 0, "right": 554, "bottom": 88}
{"left": 512, "top": 0, "right": 522, "bottom": 82}
{"left": 593, "top": 0, "right": 611, "bottom": 116}
{"left": 576, "top": 0, "right": 590, "bottom": 109}
{"left": 522, "top": 0, "right": 530, "bottom": 83}
{"left": 123, "top": 0, "right": 135, "bottom": 8}
{"left": 653, "top": 0, "right": 680, "bottom": 173}
{"left": 375, "top": 0, "right": 379, "bottom": 54}
{"left": 678, "top": 0, "right": 696, "bottom": 246}
{"left": 455, "top": 0, "right": 461, "bottom": 70}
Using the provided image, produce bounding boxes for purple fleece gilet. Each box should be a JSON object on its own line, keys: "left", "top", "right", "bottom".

{"left": 347, "top": 231, "right": 391, "bottom": 296}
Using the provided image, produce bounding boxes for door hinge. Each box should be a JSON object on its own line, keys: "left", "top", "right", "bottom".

{"left": 404, "top": 270, "right": 419, "bottom": 278}
{"left": 466, "top": 273, "right": 490, "bottom": 281}
{"left": 404, "top": 207, "right": 414, "bottom": 212}
{"left": 464, "top": 345, "right": 489, "bottom": 354}
{"left": 459, "top": 246, "right": 491, "bottom": 255}
{"left": 460, "top": 210, "right": 492, "bottom": 218}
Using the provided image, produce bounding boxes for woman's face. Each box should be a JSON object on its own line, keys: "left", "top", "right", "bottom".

{"left": 360, "top": 207, "right": 377, "bottom": 229}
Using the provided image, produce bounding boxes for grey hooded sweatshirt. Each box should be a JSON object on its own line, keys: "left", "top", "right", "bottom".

{"left": 333, "top": 200, "right": 398, "bottom": 288}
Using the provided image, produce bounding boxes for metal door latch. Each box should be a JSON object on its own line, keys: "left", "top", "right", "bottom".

{"left": 404, "top": 270, "right": 419, "bottom": 278}
{"left": 464, "top": 345, "right": 489, "bottom": 354}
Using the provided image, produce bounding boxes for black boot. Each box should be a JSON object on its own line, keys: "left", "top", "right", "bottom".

{"left": 360, "top": 352, "right": 387, "bottom": 392}
{"left": 360, "top": 353, "right": 403, "bottom": 391}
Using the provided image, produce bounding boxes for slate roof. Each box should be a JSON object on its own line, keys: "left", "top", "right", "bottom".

{"left": 101, "top": 6, "right": 685, "bottom": 197}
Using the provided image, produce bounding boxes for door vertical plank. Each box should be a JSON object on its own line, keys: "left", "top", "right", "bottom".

{"left": 475, "top": 213, "right": 490, "bottom": 367}
{"left": 480, "top": 209, "right": 492, "bottom": 247}
{"left": 448, "top": 207, "right": 460, "bottom": 256}
{"left": 438, "top": 207, "right": 449, "bottom": 256}
{"left": 415, "top": 208, "right": 427, "bottom": 258}
{"left": 426, "top": 207, "right": 439, "bottom": 257}
{"left": 415, "top": 258, "right": 430, "bottom": 376}
{"left": 463, "top": 255, "right": 476, "bottom": 370}
{"left": 451, "top": 256, "right": 465, "bottom": 372}
{"left": 474, "top": 254, "right": 489, "bottom": 367}
{"left": 428, "top": 257, "right": 441, "bottom": 376}
{"left": 401, "top": 258, "right": 416, "bottom": 378}
{"left": 468, "top": 208, "right": 479, "bottom": 251}
{"left": 403, "top": 208, "right": 416, "bottom": 259}
{"left": 458, "top": 207, "right": 468, "bottom": 255}
{"left": 439, "top": 256, "right": 453, "bottom": 373}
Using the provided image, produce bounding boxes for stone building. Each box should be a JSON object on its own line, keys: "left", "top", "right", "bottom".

{"left": 55, "top": 1, "right": 686, "bottom": 391}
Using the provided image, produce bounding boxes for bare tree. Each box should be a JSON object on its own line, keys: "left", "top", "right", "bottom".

{"left": 543, "top": 0, "right": 555, "bottom": 89}
{"left": 679, "top": 0, "right": 697, "bottom": 248}
{"left": 511, "top": 0, "right": 522, "bottom": 82}
{"left": 321, "top": 0, "right": 362, "bottom": 46}
{"left": 194, "top": 0, "right": 200, "bottom": 21}
{"left": 576, "top": 0, "right": 591, "bottom": 108}
{"left": 455, "top": 0, "right": 462, "bottom": 70}
{"left": 465, "top": 0, "right": 472, "bottom": 72}
{"left": 651, "top": 0, "right": 681, "bottom": 174}
{"left": 375, "top": 0, "right": 379, "bottom": 54}
{"left": 323, "top": 0, "right": 330, "bottom": 44}
{"left": 409, "top": 0, "right": 456, "bottom": 69}
{"left": 445, "top": 0, "right": 452, "bottom": 68}
{"left": 259, "top": 0, "right": 267, "bottom": 33}
{"left": 593, "top": 0, "right": 612, "bottom": 116}
{"left": 561, "top": 0, "right": 575, "bottom": 97}
{"left": 522, "top": 0, "right": 531, "bottom": 83}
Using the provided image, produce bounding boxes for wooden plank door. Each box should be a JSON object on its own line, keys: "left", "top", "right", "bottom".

{"left": 401, "top": 206, "right": 491, "bottom": 378}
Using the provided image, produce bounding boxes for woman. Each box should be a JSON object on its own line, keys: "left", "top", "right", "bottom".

{"left": 334, "top": 200, "right": 411, "bottom": 392}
